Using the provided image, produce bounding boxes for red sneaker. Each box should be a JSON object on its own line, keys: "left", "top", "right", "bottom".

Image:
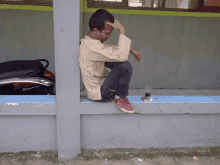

{"left": 111, "top": 97, "right": 135, "bottom": 113}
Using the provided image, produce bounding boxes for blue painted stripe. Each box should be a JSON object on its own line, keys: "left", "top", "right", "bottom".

{"left": 0, "top": 95, "right": 219, "bottom": 104}
{"left": 81, "top": 96, "right": 220, "bottom": 103}
{"left": 0, "top": 96, "right": 55, "bottom": 103}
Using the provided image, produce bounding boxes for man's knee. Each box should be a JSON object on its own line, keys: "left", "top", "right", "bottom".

{"left": 121, "top": 61, "right": 133, "bottom": 73}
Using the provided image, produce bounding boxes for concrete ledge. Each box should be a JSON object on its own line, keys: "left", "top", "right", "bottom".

{"left": 79, "top": 100, "right": 220, "bottom": 115}
{"left": 0, "top": 95, "right": 55, "bottom": 103}
{"left": 81, "top": 95, "right": 220, "bottom": 104}
{"left": 0, "top": 96, "right": 56, "bottom": 116}
{"left": 0, "top": 90, "right": 219, "bottom": 116}
{"left": 80, "top": 89, "right": 220, "bottom": 114}
{"left": 0, "top": 103, "right": 56, "bottom": 116}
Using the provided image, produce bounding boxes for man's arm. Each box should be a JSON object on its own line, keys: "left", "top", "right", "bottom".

{"left": 119, "top": 27, "right": 125, "bottom": 35}
{"left": 104, "top": 46, "right": 133, "bottom": 54}
{"left": 107, "top": 19, "right": 142, "bottom": 62}
{"left": 130, "top": 48, "right": 134, "bottom": 54}
{"left": 88, "top": 35, "right": 131, "bottom": 62}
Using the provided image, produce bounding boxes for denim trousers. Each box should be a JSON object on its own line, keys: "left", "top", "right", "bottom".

{"left": 91, "top": 61, "right": 133, "bottom": 102}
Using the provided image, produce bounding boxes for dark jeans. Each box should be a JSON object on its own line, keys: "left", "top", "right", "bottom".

{"left": 90, "top": 61, "right": 133, "bottom": 102}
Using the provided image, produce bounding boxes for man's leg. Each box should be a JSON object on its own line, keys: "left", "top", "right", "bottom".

{"left": 101, "top": 61, "right": 133, "bottom": 100}
{"left": 114, "top": 61, "right": 133, "bottom": 97}
{"left": 105, "top": 62, "right": 114, "bottom": 70}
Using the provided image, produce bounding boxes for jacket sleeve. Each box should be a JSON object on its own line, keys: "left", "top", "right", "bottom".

{"left": 88, "top": 34, "right": 132, "bottom": 62}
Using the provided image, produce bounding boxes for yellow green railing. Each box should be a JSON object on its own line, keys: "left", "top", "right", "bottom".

{"left": 0, "top": 4, "right": 52, "bottom": 11}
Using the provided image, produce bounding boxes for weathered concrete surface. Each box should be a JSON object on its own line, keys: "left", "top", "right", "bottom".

{"left": 1, "top": 156, "right": 219, "bottom": 165}
{"left": 0, "top": 146, "right": 220, "bottom": 165}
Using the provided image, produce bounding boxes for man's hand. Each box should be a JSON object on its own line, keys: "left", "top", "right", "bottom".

{"left": 106, "top": 19, "right": 124, "bottom": 30}
{"left": 106, "top": 19, "right": 125, "bottom": 35}
{"left": 130, "top": 48, "right": 142, "bottom": 62}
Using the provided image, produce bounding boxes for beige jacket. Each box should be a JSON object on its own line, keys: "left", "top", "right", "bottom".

{"left": 79, "top": 34, "right": 132, "bottom": 100}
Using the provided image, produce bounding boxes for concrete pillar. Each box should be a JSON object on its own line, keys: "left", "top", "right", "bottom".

{"left": 53, "top": 0, "right": 81, "bottom": 161}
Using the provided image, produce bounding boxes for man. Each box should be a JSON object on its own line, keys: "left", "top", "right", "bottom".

{"left": 79, "top": 9, "right": 142, "bottom": 114}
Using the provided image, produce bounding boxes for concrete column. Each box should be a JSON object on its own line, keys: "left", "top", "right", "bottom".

{"left": 53, "top": 0, "right": 81, "bottom": 161}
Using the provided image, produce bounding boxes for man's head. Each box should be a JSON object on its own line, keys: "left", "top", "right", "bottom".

{"left": 89, "top": 9, "right": 114, "bottom": 42}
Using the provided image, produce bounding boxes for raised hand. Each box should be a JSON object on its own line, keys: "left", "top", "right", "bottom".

{"left": 106, "top": 19, "right": 124, "bottom": 29}
{"left": 130, "top": 49, "right": 142, "bottom": 62}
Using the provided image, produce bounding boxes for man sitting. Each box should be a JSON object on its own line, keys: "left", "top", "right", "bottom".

{"left": 79, "top": 9, "right": 142, "bottom": 114}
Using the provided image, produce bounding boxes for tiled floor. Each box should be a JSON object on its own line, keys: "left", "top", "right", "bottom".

{"left": 81, "top": 89, "right": 220, "bottom": 97}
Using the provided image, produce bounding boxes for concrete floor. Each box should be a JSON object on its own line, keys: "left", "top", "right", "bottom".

{"left": 2, "top": 146, "right": 220, "bottom": 165}
{"left": 1, "top": 153, "right": 220, "bottom": 165}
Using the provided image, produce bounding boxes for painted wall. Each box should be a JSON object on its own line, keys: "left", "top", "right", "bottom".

{"left": 0, "top": 9, "right": 86, "bottom": 90}
{"left": 0, "top": 9, "right": 55, "bottom": 75}
{"left": 1, "top": 9, "right": 219, "bottom": 91}
{"left": 81, "top": 114, "right": 220, "bottom": 150}
{"left": 0, "top": 116, "right": 57, "bottom": 152}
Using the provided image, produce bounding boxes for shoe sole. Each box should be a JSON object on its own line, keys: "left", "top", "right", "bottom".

{"left": 111, "top": 99, "right": 136, "bottom": 114}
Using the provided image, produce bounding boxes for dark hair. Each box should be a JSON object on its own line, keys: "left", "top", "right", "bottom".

{"left": 89, "top": 9, "right": 114, "bottom": 31}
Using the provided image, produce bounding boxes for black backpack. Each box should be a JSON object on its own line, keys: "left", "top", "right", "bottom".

{"left": 0, "top": 59, "right": 49, "bottom": 80}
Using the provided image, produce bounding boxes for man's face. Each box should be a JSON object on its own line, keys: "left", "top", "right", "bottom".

{"left": 94, "top": 23, "right": 113, "bottom": 43}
